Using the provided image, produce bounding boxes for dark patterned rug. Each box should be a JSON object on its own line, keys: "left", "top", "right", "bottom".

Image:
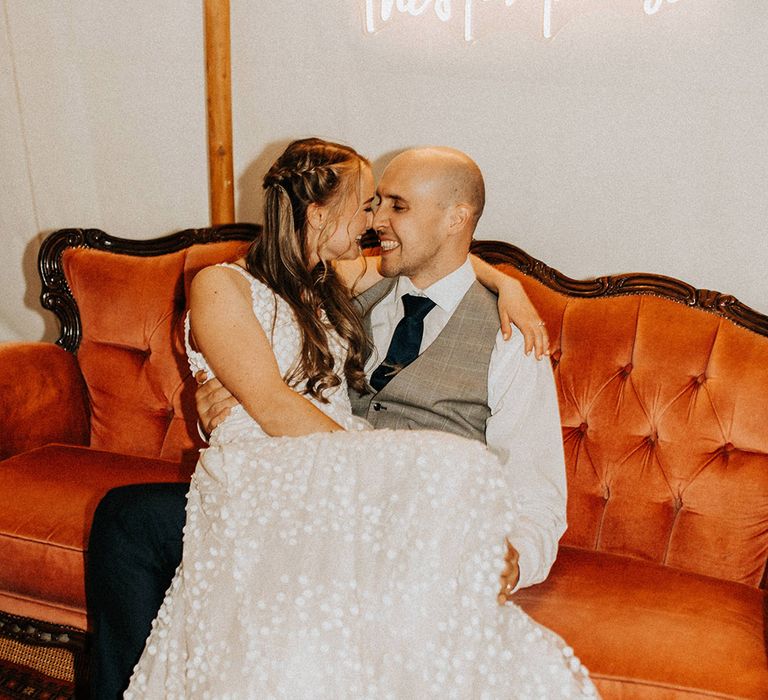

{"left": 0, "top": 659, "right": 75, "bottom": 699}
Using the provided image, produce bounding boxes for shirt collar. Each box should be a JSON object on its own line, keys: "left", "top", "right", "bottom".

{"left": 394, "top": 257, "right": 475, "bottom": 314}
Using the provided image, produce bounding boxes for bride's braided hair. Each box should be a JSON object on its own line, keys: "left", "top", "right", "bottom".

{"left": 246, "top": 138, "right": 370, "bottom": 400}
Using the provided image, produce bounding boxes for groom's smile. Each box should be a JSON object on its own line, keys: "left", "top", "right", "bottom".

{"left": 379, "top": 239, "right": 400, "bottom": 252}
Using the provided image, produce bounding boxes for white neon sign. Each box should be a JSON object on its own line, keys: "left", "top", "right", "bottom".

{"left": 643, "top": 0, "right": 679, "bottom": 15}
{"left": 364, "top": 0, "right": 684, "bottom": 42}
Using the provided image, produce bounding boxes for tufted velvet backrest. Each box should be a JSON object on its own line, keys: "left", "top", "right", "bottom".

{"left": 58, "top": 234, "right": 252, "bottom": 467}
{"left": 46, "top": 230, "right": 767, "bottom": 588}
{"left": 493, "top": 260, "right": 768, "bottom": 589}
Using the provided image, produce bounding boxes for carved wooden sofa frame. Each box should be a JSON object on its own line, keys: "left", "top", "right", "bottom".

{"left": 0, "top": 225, "right": 765, "bottom": 697}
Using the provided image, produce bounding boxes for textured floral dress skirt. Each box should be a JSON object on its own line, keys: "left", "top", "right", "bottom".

{"left": 125, "top": 427, "right": 597, "bottom": 699}
{"left": 125, "top": 266, "right": 598, "bottom": 698}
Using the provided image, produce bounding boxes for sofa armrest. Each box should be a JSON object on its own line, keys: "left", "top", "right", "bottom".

{"left": 0, "top": 342, "right": 89, "bottom": 460}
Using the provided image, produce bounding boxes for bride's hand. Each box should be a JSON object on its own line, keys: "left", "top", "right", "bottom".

{"left": 496, "top": 276, "right": 550, "bottom": 359}
{"left": 469, "top": 254, "right": 549, "bottom": 359}
{"left": 497, "top": 538, "right": 521, "bottom": 605}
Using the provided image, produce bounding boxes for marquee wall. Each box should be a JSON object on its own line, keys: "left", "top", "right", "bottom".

{"left": 1, "top": 0, "right": 765, "bottom": 342}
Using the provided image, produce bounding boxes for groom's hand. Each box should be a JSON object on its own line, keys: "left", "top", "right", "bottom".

{"left": 195, "top": 370, "right": 238, "bottom": 435}
{"left": 497, "top": 538, "right": 520, "bottom": 605}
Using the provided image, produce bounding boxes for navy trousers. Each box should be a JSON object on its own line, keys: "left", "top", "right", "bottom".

{"left": 86, "top": 482, "right": 188, "bottom": 700}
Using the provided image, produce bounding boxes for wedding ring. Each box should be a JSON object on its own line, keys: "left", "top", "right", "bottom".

{"left": 537, "top": 321, "right": 546, "bottom": 327}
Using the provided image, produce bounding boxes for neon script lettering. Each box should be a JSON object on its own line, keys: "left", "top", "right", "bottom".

{"left": 364, "top": 0, "right": 685, "bottom": 41}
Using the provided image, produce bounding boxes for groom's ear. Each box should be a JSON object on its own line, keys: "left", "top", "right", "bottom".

{"left": 447, "top": 203, "right": 472, "bottom": 235}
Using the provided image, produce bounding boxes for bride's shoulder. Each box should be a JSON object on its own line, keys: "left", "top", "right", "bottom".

{"left": 193, "top": 262, "right": 272, "bottom": 296}
{"left": 190, "top": 263, "right": 262, "bottom": 311}
{"left": 190, "top": 264, "right": 297, "bottom": 331}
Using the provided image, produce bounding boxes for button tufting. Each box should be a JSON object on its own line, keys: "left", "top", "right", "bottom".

{"left": 621, "top": 363, "right": 633, "bottom": 377}
{"left": 722, "top": 442, "right": 735, "bottom": 454}
{"left": 551, "top": 349, "right": 562, "bottom": 366}
{"left": 578, "top": 422, "right": 588, "bottom": 435}
{"left": 695, "top": 373, "right": 706, "bottom": 385}
{"left": 646, "top": 433, "right": 658, "bottom": 446}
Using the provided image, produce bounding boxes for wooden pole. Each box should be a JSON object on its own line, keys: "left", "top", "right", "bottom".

{"left": 204, "top": 0, "right": 235, "bottom": 225}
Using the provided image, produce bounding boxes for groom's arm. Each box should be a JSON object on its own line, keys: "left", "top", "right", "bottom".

{"left": 485, "top": 329, "right": 568, "bottom": 591}
{"left": 195, "top": 371, "right": 237, "bottom": 437}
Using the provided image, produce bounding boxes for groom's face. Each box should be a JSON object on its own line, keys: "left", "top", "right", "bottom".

{"left": 373, "top": 156, "right": 452, "bottom": 289}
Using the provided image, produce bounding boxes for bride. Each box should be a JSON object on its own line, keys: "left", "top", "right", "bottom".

{"left": 125, "top": 138, "right": 598, "bottom": 698}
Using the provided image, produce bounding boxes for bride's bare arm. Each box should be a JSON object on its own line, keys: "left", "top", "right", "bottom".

{"left": 189, "top": 266, "right": 344, "bottom": 437}
{"left": 194, "top": 255, "right": 379, "bottom": 435}
{"left": 470, "top": 254, "right": 550, "bottom": 359}
{"left": 333, "top": 255, "right": 383, "bottom": 296}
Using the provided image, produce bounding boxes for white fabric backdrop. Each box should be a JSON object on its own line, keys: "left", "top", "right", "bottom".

{"left": 1, "top": 0, "right": 766, "bottom": 343}
{"left": 0, "top": 1, "right": 209, "bottom": 341}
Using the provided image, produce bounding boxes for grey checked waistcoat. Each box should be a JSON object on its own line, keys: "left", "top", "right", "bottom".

{"left": 348, "top": 277, "right": 499, "bottom": 443}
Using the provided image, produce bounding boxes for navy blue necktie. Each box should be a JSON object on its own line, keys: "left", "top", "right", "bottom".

{"left": 370, "top": 294, "right": 436, "bottom": 392}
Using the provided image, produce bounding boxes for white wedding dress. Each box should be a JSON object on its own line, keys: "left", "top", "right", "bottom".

{"left": 125, "top": 264, "right": 598, "bottom": 699}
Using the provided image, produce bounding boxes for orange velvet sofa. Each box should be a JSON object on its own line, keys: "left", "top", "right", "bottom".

{"left": 0, "top": 225, "right": 766, "bottom": 698}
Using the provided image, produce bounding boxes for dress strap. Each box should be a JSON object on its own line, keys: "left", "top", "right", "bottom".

{"left": 216, "top": 262, "right": 269, "bottom": 316}
{"left": 217, "top": 262, "right": 254, "bottom": 282}
{"left": 184, "top": 312, "right": 209, "bottom": 376}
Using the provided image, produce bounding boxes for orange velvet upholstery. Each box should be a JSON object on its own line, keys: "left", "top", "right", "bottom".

{"left": 0, "top": 343, "right": 89, "bottom": 460}
{"left": 0, "top": 444, "right": 192, "bottom": 629}
{"left": 61, "top": 240, "right": 251, "bottom": 466}
{"left": 0, "top": 229, "right": 765, "bottom": 698}
{"left": 515, "top": 547, "right": 767, "bottom": 698}
{"left": 500, "top": 267, "right": 768, "bottom": 589}
{"left": 0, "top": 233, "right": 250, "bottom": 632}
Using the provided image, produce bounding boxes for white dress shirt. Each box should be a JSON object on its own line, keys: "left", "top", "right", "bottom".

{"left": 365, "top": 258, "right": 567, "bottom": 590}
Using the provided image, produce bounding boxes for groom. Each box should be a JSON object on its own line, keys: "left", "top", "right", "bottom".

{"left": 87, "top": 147, "right": 566, "bottom": 699}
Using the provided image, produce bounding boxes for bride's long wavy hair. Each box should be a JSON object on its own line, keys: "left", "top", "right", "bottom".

{"left": 245, "top": 138, "right": 370, "bottom": 401}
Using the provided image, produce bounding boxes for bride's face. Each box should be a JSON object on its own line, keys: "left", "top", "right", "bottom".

{"left": 312, "top": 165, "right": 375, "bottom": 265}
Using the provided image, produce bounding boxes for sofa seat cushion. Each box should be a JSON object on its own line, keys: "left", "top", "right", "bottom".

{"left": 513, "top": 546, "right": 767, "bottom": 699}
{"left": 0, "top": 444, "right": 193, "bottom": 629}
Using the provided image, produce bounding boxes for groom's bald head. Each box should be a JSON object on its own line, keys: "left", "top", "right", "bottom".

{"left": 387, "top": 147, "right": 485, "bottom": 230}
{"left": 374, "top": 146, "right": 486, "bottom": 288}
